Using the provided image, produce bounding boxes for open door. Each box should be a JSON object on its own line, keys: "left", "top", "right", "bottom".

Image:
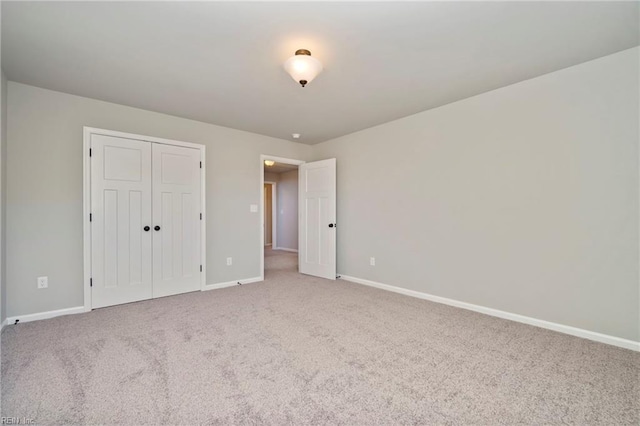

{"left": 299, "top": 158, "right": 336, "bottom": 280}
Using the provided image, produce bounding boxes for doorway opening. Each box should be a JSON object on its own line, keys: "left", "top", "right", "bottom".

{"left": 260, "top": 155, "right": 305, "bottom": 280}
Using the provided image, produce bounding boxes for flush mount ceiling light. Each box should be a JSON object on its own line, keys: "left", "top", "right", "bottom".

{"left": 283, "top": 49, "right": 323, "bottom": 88}
{"left": 292, "top": 133, "right": 301, "bottom": 139}
{"left": 264, "top": 160, "right": 275, "bottom": 167}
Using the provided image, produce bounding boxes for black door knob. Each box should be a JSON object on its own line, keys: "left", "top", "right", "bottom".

{"left": 328, "top": 223, "right": 334, "bottom": 228}
{"left": 144, "top": 226, "right": 150, "bottom": 232}
{"left": 154, "top": 226, "right": 161, "bottom": 231}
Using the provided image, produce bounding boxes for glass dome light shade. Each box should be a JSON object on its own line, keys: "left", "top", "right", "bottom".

{"left": 283, "top": 50, "right": 323, "bottom": 87}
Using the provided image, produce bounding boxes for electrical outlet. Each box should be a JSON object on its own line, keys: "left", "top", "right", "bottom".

{"left": 370, "top": 257, "right": 376, "bottom": 266}
{"left": 37, "top": 276, "right": 48, "bottom": 289}
{"left": 226, "top": 257, "right": 233, "bottom": 266}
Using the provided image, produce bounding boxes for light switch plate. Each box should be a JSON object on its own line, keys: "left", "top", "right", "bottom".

{"left": 37, "top": 276, "right": 48, "bottom": 289}
{"left": 250, "top": 204, "right": 258, "bottom": 213}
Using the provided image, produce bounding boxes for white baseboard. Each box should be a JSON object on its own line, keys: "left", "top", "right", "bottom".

{"left": 274, "top": 247, "right": 298, "bottom": 253}
{"left": 339, "top": 275, "right": 640, "bottom": 352}
{"left": 203, "top": 276, "right": 263, "bottom": 291}
{"left": 3, "top": 279, "right": 265, "bottom": 326}
{"left": 5, "top": 306, "right": 86, "bottom": 327}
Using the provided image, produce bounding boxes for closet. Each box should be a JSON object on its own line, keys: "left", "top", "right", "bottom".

{"left": 88, "top": 131, "right": 203, "bottom": 308}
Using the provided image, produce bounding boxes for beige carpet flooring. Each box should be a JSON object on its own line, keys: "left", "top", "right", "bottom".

{"left": 1, "top": 248, "right": 639, "bottom": 425}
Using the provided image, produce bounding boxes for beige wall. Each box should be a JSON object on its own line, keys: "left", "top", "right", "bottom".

{"left": 277, "top": 170, "right": 298, "bottom": 251}
{"left": 264, "top": 172, "right": 279, "bottom": 183}
{"left": 313, "top": 48, "right": 640, "bottom": 341}
{"left": 6, "top": 82, "right": 312, "bottom": 317}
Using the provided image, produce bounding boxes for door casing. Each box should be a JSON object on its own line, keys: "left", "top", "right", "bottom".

{"left": 83, "top": 127, "right": 206, "bottom": 312}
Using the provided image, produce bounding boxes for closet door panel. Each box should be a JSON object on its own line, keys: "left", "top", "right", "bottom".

{"left": 91, "top": 134, "right": 153, "bottom": 308}
{"left": 152, "top": 143, "right": 201, "bottom": 298}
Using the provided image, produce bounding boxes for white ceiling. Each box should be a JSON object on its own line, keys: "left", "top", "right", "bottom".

{"left": 265, "top": 162, "right": 298, "bottom": 175}
{"left": 2, "top": 2, "right": 638, "bottom": 145}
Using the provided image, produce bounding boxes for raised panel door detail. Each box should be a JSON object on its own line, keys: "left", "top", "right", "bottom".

{"left": 103, "top": 146, "right": 142, "bottom": 182}
{"left": 103, "top": 189, "right": 118, "bottom": 288}
{"left": 181, "top": 193, "right": 195, "bottom": 278}
{"left": 129, "top": 190, "right": 143, "bottom": 285}
{"left": 305, "top": 168, "right": 326, "bottom": 192}
{"left": 305, "top": 198, "right": 319, "bottom": 264}
{"left": 318, "top": 196, "right": 332, "bottom": 266}
{"left": 162, "top": 153, "right": 194, "bottom": 185}
{"left": 161, "top": 192, "right": 174, "bottom": 280}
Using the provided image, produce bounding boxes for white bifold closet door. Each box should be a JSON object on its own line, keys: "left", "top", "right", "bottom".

{"left": 91, "top": 134, "right": 201, "bottom": 309}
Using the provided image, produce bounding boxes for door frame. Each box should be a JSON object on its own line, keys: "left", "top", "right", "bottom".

{"left": 83, "top": 127, "right": 206, "bottom": 312}
{"left": 260, "top": 155, "right": 305, "bottom": 280}
{"left": 264, "top": 181, "right": 277, "bottom": 248}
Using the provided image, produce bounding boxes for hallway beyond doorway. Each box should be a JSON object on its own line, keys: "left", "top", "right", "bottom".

{"left": 264, "top": 246, "right": 297, "bottom": 277}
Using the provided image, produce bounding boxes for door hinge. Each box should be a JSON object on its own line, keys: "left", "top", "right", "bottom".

{"left": 200, "top": 265, "right": 203, "bottom": 272}
{"left": 89, "top": 213, "right": 92, "bottom": 222}
{"left": 89, "top": 148, "right": 92, "bottom": 157}
{"left": 200, "top": 213, "right": 202, "bottom": 220}
{"left": 90, "top": 278, "right": 93, "bottom": 287}
{"left": 200, "top": 161, "right": 202, "bottom": 169}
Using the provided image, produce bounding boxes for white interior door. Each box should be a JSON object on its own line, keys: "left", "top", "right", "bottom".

{"left": 152, "top": 143, "right": 202, "bottom": 298}
{"left": 299, "top": 158, "right": 336, "bottom": 280}
{"left": 91, "top": 134, "right": 153, "bottom": 308}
